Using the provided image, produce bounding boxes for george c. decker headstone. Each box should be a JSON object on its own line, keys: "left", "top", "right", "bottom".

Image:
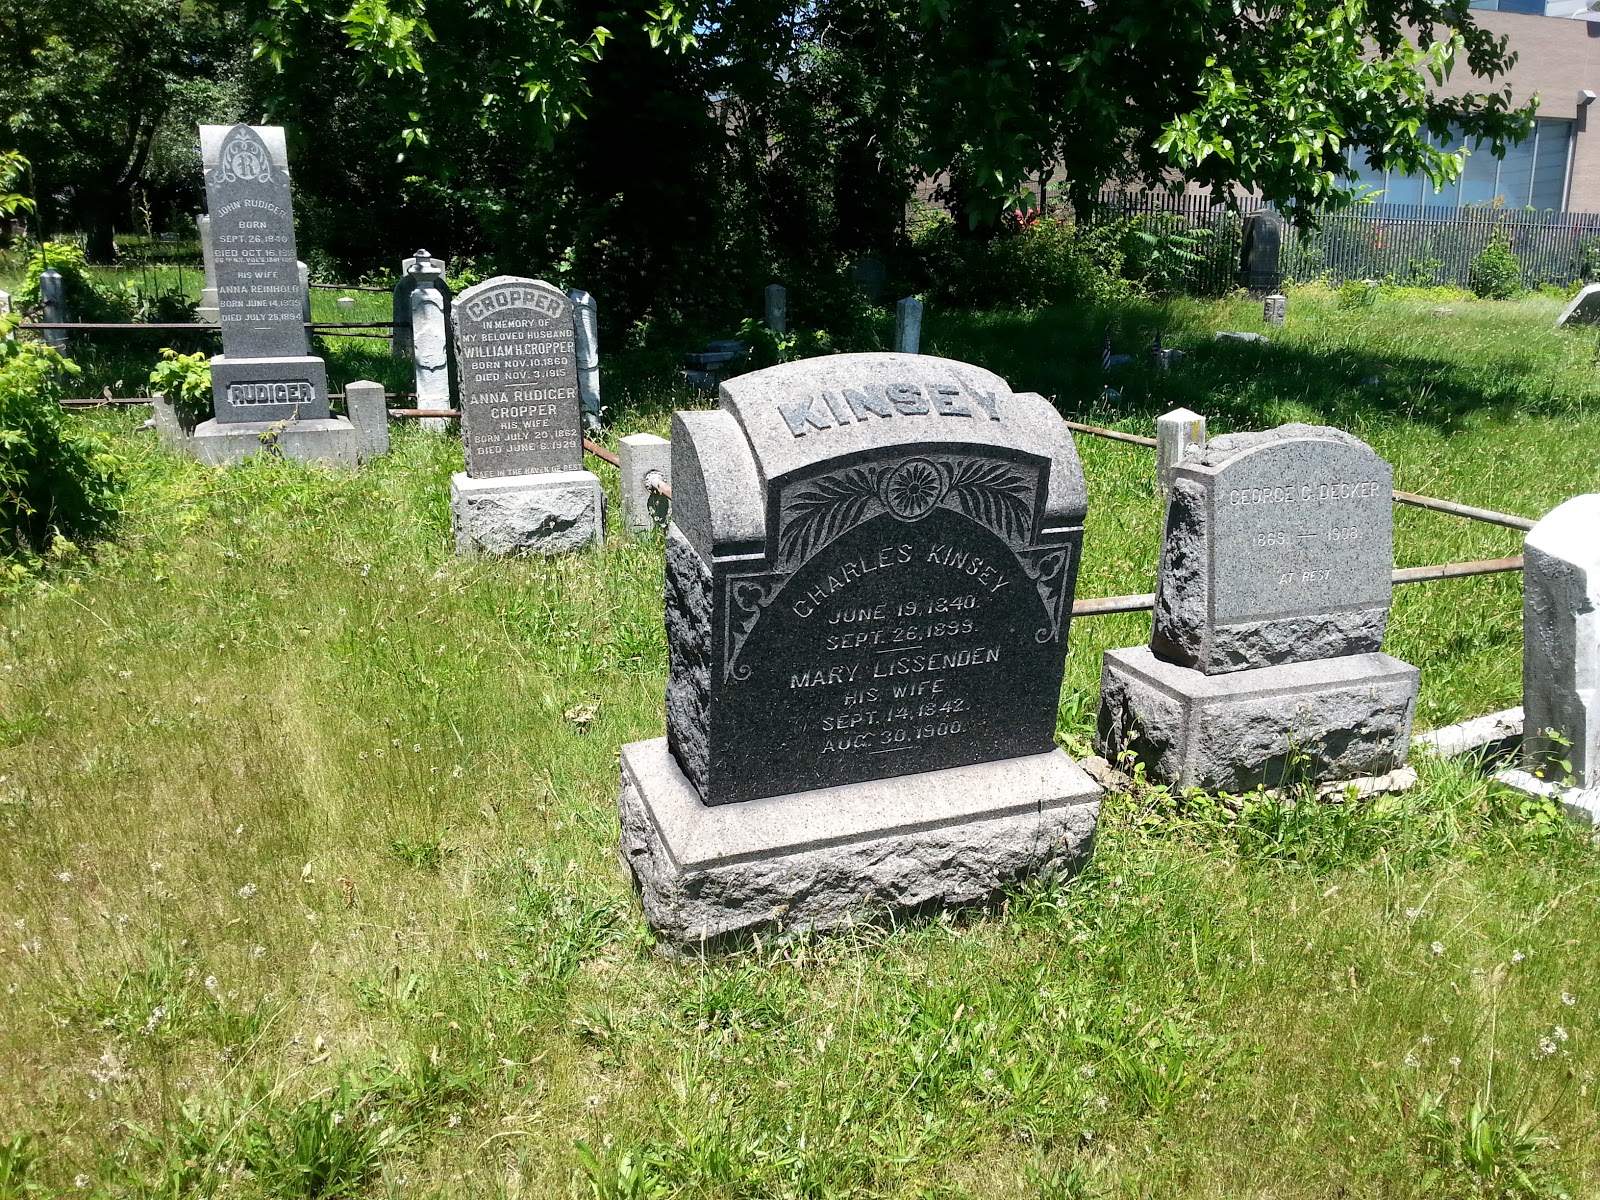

{"left": 448, "top": 276, "right": 602, "bottom": 554}
{"left": 1098, "top": 422, "right": 1418, "bottom": 791}
{"left": 199, "top": 123, "right": 328, "bottom": 423}
{"left": 619, "top": 352, "right": 1102, "bottom": 949}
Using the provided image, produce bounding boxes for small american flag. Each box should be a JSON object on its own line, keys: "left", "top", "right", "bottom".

{"left": 1100, "top": 325, "right": 1112, "bottom": 373}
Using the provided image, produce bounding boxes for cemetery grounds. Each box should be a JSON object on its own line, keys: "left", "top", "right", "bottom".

{"left": 2, "top": 282, "right": 1600, "bottom": 1198}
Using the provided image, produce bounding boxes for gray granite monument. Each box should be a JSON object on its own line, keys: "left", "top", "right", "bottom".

{"left": 619, "top": 352, "right": 1102, "bottom": 949}
{"left": 894, "top": 296, "right": 923, "bottom": 354}
{"left": 1097, "top": 423, "right": 1419, "bottom": 791}
{"left": 191, "top": 124, "right": 359, "bottom": 465}
{"left": 449, "top": 276, "right": 604, "bottom": 554}
{"left": 1497, "top": 493, "right": 1600, "bottom": 822}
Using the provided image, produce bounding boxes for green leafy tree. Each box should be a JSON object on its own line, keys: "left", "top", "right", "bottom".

{"left": 0, "top": 0, "right": 246, "bottom": 260}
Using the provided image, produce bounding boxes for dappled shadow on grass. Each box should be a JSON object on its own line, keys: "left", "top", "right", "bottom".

{"left": 919, "top": 294, "right": 1595, "bottom": 435}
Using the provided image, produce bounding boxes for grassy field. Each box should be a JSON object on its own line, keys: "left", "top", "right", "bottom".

{"left": 1, "top": 286, "right": 1599, "bottom": 1198}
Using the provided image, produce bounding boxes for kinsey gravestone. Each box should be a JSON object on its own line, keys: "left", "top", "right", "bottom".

{"left": 199, "top": 123, "right": 329, "bottom": 423}
{"left": 448, "top": 276, "right": 603, "bottom": 554}
{"left": 1497, "top": 493, "right": 1600, "bottom": 822}
{"left": 1098, "top": 422, "right": 1418, "bottom": 791}
{"left": 619, "top": 352, "right": 1102, "bottom": 948}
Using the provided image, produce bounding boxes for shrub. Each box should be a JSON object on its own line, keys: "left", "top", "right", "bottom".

{"left": 1469, "top": 227, "right": 1521, "bottom": 300}
{"left": 13, "top": 241, "right": 135, "bottom": 323}
{"left": 0, "top": 313, "right": 124, "bottom": 557}
{"left": 149, "top": 348, "right": 213, "bottom": 428}
{"left": 911, "top": 211, "right": 1133, "bottom": 308}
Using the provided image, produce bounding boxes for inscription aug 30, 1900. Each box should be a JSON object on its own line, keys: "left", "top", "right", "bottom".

{"left": 666, "top": 354, "right": 1090, "bottom": 805}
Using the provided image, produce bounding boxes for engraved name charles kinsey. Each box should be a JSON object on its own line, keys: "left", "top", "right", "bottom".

{"left": 741, "top": 378, "right": 1070, "bottom": 759}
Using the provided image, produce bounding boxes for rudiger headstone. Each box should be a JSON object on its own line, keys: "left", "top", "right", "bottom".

{"left": 1498, "top": 494, "right": 1600, "bottom": 822}
{"left": 1556, "top": 284, "right": 1600, "bottom": 328}
{"left": 1098, "top": 424, "right": 1418, "bottom": 791}
{"left": 449, "top": 276, "right": 603, "bottom": 554}
{"left": 618, "top": 352, "right": 1102, "bottom": 949}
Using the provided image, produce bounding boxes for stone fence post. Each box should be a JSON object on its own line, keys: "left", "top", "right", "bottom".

{"left": 39, "top": 269, "right": 68, "bottom": 350}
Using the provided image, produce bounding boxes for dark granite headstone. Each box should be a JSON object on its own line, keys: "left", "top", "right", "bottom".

{"left": 665, "top": 354, "right": 1088, "bottom": 805}
{"left": 848, "top": 258, "right": 886, "bottom": 302}
{"left": 1239, "top": 212, "right": 1285, "bottom": 293}
{"left": 1151, "top": 424, "right": 1394, "bottom": 674}
{"left": 451, "top": 277, "right": 582, "bottom": 479}
{"left": 199, "top": 124, "right": 328, "bottom": 423}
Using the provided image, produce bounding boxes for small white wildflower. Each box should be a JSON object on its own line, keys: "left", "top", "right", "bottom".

{"left": 1405, "top": 907, "right": 1422, "bottom": 920}
{"left": 412, "top": 743, "right": 421, "bottom": 753}
{"left": 1420, "top": 1035, "right": 1434, "bottom": 1047}
{"left": 1079, "top": 1064, "right": 1096, "bottom": 1079}
{"left": 447, "top": 1112, "right": 461, "bottom": 1128}
{"left": 1430, "top": 941, "right": 1445, "bottom": 957}
{"left": 1449, "top": 1056, "right": 1462, "bottom": 1068}
{"left": 237, "top": 883, "right": 257, "bottom": 900}
{"left": 1512, "top": 950, "right": 1526, "bottom": 964}
{"left": 56, "top": 871, "right": 73, "bottom": 883}
{"left": 204, "top": 975, "right": 218, "bottom": 991}
{"left": 475, "top": 949, "right": 488, "bottom": 962}
{"left": 1554, "top": 1025, "right": 1569, "bottom": 1042}
{"left": 1562, "top": 992, "right": 1576, "bottom": 1006}
{"left": 331, "top": 1112, "right": 344, "bottom": 1126}
{"left": 251, "top": 945, "right": 266, "bottom": 959}
{"left": 74, "top": 1174, "right": 90, "bottom": 1189}
{"left": 1404, "top": 1052, "right": 1420, "bottom": 1067}
{"left": 117, "top": 670, "right": 131, "bottom": 679}
{"left": 451, "top": 765, "right": 463, "bottom": 778}
{"left": 149, "top": 862, "right": 163, "bottom": 874}
{"left": 233, "top": 824, "right": 244, "bottom": 836}
{"left": 1538, "top": 1038, "right": 1559, "bottom": 1057}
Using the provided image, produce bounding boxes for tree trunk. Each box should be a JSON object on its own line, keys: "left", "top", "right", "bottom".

{"left": 83, "top": 205, "right": 117, "bottom": 263}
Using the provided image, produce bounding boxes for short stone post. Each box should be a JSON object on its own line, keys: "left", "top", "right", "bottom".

{"left": 39, "top": 269, "right": 68, "bottom": 350}
{"left": 569, "top": 288, "right": 601, "bottom": 432}
{"left": 764, "top": 283, "right": 787, "bottom": 336}
{"left": 1263, "top": 293, "right": 1287, "bottom": 326}
{"left": 1155, "top": 408, "right": 1205, "bottom": 489}
{"left": 298, "top": 261, "right": 311, "bottom": 326}
{"left": 1517, "top": 494, "right": 1600, "bottom": 816}
{"left": 336, "top": 296, "right": 356, "bottom": 314}
{"left": 196, "top": 214, "right": 220, "bottom": 323}
{"left": 894, "top": 296, "right": 923, "bottom": 354}
{"left": 407, "top": 255, "right": 451, "bottom": 432}
{"left": 343, "top": 380, "right": 391, "bottom": 462}
{"left": 618, "top": 433, "right": 671, "bottom": 535}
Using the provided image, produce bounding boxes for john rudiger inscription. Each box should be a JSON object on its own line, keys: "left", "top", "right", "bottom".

{"left": 452, "top": 277, "right": 582, "bottom": 479}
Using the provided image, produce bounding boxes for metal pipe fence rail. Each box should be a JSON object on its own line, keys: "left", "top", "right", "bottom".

{"left": 18, "top": 321, "right": 398, "bottom": 332}
{"left": 308, "top": 283, "right": 392, "bottom": 293}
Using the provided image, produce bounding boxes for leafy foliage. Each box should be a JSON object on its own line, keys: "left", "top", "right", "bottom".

{"left": 0, "top": 313, "right": 123, "bottom": 557}
{"left": 148, "top": 347, "right": 213, "bottom": 427}
{"left": 14, "top": 242, "right": 133, "bottom": 322}
{"left": 1470, "top": 226, "right": 1522, "bottom": 300}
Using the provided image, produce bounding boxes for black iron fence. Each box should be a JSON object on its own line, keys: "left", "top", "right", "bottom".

{"left": 1078, "top": 192, "right": 1600, "bottom": 292}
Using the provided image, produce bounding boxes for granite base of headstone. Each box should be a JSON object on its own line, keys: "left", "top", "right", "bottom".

{"left": 448, "top": 276, "right": 603, "bottom": 555}
{"left": 1097, "top": 424, "right": 1419, "bottom": 791}
{"left": 1495, "top": 492, "right": 1600, "bottom": 824}
{"left": 618, "top": 353, "right": 1102, "bottom": 950}
{"left": 192, "top": 123, "right": 361, "bottom": 467}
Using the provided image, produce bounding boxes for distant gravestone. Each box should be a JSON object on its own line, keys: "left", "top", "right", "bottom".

{"left": 619, "top": 352, "right": 1102, "bottom": 948}
{"left": 196, "top": 215, "right": 220, "bottom": 323}
{"left": 449, "top": 276, "right": 603, "bottom": 554}
{"left": 764, "top": 283, "right": 787, "bottom": 336}
{"left": 39, "top": 269, "right": 67, "bottom": 350}
{"left": 848, "top": 258, "right": 886, "bottom": 302}
{"left": 1240, "top": 212, "right": 1285, "bottom": 293}
{"left": 1263, "top": 293, "right": 1287, "bottom": 326}
{"left": 1556, "top": 284, "right": 1600, "bottom": 328}
{"left": 1098, "top": 423, "right": 1418, "bottom": 791}
{"left": 568, "top": 288, "right": 601, "bottom": 431}
{"left": 894, "top": 296, "right": 923, "bottom": 354}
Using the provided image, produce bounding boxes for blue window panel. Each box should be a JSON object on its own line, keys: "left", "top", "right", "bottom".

{"left": 1532, "top": 120, "right": 1571, "bottom": 210}
{"left": 1385, "top": 171, "right": 1426, "bottom": 206}
{"left": 1460, "top": 140, "right": 1501, "bottom": 206}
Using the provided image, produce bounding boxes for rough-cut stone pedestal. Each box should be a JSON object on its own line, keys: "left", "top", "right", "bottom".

{"left": 1097, "top": 645, "right": 1419, "bottom": 792}
{"left": 619, "top": 737, "right": 1101, "bottom": 952}
{"left": 450, "top": 469, "right": 604, "bottom": 555}
{"left": 191, "top": 416, "right": 361, "bottom": 467}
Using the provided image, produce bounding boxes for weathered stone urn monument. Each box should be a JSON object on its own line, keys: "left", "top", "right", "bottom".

{"left": 619, "top": 353, "right": 1102, "bottom": 949}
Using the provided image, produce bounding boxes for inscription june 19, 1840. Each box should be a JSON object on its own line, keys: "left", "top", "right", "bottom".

{"left": 665, "top": 355, "right": 1090, "bottom": 805}
{"left": 452, "top": 277, "right": 582, "bottom": 479}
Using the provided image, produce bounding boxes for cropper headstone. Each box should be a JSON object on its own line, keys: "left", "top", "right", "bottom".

{"left": 619, "top": 352, "right": 1102, "bottom": 949}
{"left": 449, "top": 276, "right": 604, "bottom": 554}
{"left": 1097, "top": 424, "right": 1419, "bottom": 790}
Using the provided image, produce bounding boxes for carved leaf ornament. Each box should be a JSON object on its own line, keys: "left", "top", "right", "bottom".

{"left": 778, "top": 455, "right": 1036, "bottom": 566}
